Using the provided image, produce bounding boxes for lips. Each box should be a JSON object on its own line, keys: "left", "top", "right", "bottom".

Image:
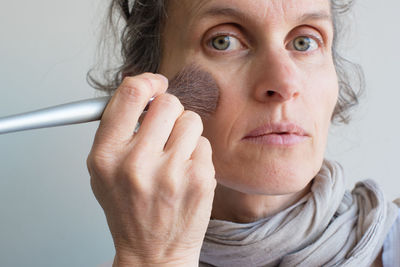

{"left": 243, "top": 122, "right": 310, "bottom": 145}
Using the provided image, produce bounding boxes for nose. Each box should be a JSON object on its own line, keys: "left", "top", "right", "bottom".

{"left": 252, "top": 48, "right": 301, "bottom": 103}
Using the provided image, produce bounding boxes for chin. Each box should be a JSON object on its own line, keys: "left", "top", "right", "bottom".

{"left": 214, "top": 153, "right": 324, "bottom": 196}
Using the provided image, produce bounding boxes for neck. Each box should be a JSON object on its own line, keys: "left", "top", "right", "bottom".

{"left": 211, "top": 182, "right": 312, "bottom": 223}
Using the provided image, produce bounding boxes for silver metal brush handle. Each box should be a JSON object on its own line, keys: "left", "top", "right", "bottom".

{"left": 0, "top": 96, "right": 111, "bottom": 135}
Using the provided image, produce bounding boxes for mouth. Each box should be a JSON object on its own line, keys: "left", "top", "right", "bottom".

{"left": 242, "top": 122, "right": 310, "bottom": 146}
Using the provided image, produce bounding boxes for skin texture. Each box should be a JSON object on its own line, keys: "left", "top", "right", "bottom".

{"left": 87, "top": 0, "right": 349, "bottom": 266}
{"left": 160, "top": 0, "right": 338, "bottom": 222}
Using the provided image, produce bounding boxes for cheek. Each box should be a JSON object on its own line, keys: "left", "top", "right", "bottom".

{"left": 306, "top": 67, "right": 339, "bottom": 150}
{"left": 202, "top": 82, "right": 244, "bottom": 148}
{"left": 317, "top": 71, "right": 338, "bottom": 128}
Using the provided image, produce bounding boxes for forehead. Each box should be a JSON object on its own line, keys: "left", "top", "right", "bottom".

{"left": 168, "top": 0, "right": 331, "bottom": 26}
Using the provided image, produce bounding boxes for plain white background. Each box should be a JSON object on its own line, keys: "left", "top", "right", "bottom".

{"left": 0, "top": 1, "right": 399, "bottom": 266}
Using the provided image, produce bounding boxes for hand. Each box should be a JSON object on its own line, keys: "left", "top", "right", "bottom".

{"left": 86, "top": 73, "right": 216, "bottom": 267}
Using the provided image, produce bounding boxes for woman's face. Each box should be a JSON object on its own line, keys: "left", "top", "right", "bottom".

{"left": 159, "top": 0, "right": 338, "bottom": 195}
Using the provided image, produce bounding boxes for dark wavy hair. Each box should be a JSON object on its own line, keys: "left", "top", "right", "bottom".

{"left": 88, "top": 0, "right": 364, "bottom": 124}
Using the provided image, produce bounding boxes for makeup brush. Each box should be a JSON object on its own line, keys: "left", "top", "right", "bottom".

{"left": 0, "top": 65, "right": 219, "bottom": 135}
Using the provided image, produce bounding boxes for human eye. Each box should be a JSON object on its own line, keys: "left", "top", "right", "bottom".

{"left": 209, "top": 34, "right": 243, "bottom": 52}
{"left": 291, "top": 36, "right": 320, "bottom": 52}
{"left": 293, "top": 36, "right": 318, "bottom": 51}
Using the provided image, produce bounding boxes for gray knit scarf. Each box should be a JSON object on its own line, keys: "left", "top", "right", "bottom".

{"left": 200, "top": 160, "right": 399, "bottom": 267}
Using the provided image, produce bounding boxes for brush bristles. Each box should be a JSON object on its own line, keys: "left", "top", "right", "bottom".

{"left": 167, "top": 65, "right": 220, "bottom": 118}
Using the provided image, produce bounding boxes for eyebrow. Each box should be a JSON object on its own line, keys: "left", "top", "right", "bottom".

{"left": 199, "top": 7, "right": 248, "bottom": 21}
{"left": 198, "top": 6, "right": 332, "bottom": 24}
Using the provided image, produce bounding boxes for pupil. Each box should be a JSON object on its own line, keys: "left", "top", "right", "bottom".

{"left": 295, "top": 37, "right": 310, "bottom": 51}
{"left": 212, "top": 36, "right": 230, "bottom": 50}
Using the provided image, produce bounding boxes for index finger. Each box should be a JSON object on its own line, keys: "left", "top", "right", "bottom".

{"left": 94, "top": 73, "right": 168, "bottom": 147}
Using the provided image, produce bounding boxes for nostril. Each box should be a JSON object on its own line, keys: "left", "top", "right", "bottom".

{"left": 267, "top": 91, "right": 275, "bottom": 97}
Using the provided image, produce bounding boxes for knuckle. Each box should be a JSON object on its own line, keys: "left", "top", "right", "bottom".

{"left": 183, "top": 110, "right": 202, "bottom": 122}
{"left": 139, "top": 72, "right": 158, "bottom": 80}
{"left": 123, "top": 148, "right": 149, "bottom": 175}
{"left": 86, "top": 154, "right": 94, "bottom": 172}
{"left": 119, "top": 154, "right": 150, "bottom": 193}
{"left": 191, "top": 171, "right": 216, "bottom": 196}
{"left": 199, "top": 166, "right": 216, "bottom": 187}
{"left": 161, "top": 148, "right": 186, "bottom": 174}
{"left": 160, "top": 178, "right": 180, "bottom": 197}
{"left": 155, "top": 160, "right": 183, "bottom": 198}
{"left": 140, "top": 72, "right": 168, "bottom": 88}
{"left": 158, "top": 173, "right": 182, "bottom": 201}
{"left": 156, "top": 93, "right": 183, "bottom": 111}
{"left": 119, "top": 76, "right": 152, "bottom": 103}
{"left": 198, "top": 136, "right": 212, "bottom": 152}
{"left": 133, "top": 139, "right": 156, "bottom": 158}
{"left": 181, "top": 111, "right": 203, "bottom": 130}
{"left": 86, "top": 151, "right": 114, "bottom": 178}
